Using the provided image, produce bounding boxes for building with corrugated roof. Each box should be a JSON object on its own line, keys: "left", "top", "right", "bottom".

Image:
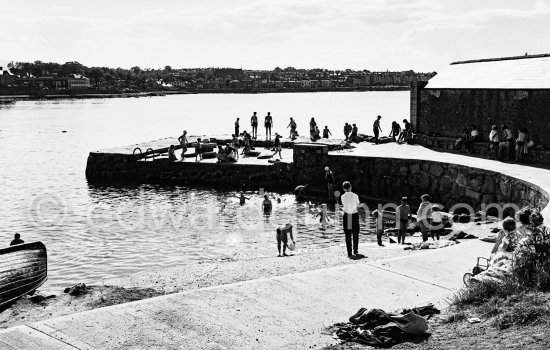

{"left": 410, "top": 53, "right": 550, "bottom": 148}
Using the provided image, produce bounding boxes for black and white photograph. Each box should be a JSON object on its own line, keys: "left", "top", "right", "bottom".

{"left": 1, "top": 1, "right": 550, "bottom": 349}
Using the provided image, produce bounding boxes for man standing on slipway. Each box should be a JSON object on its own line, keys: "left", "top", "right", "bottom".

{"left": 341, "top": 181, "right": 364, "bottom": 258}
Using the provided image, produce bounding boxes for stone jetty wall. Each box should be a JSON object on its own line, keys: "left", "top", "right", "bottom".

{"left": 322, "top": 155, "right": 549, "bottom": 213}
{"left": 86, "top": 144, "right": 549, "bottom": 214}
{"left": 85, "top": 153, "right": 293, "bottom": 190}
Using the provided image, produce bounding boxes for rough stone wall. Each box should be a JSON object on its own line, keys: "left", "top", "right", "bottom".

{"left": 416, "top": 89, "right": 550, "bottom": 149}
{"left": 325, "top": 154, "right": 549, "bottom": 212}
{"left": 86, "top": 153, "right": 293, "bottom": 190}
{"left": 293, "top": 144, "right": 329, "bottom": 187}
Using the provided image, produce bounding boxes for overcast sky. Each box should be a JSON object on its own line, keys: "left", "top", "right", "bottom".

{"left": 1, "top": 0, "right": 549, "bottom": 72}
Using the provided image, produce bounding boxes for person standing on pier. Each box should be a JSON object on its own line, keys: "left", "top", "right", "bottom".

{"left": 344, "top": 123, "right": 351, "bottom": 141}
{"left": 177, "top": 130, "right": 188, "bottom": 159}
{"left": 373, "top": 115, "right": 382, "bottom": 144}
{"left": 251, "top": 112, "right": 258, "bottom": 139}
{"left": 341, "top": 181, "right": 363, "bottom": 257}
{"left": 235, "top": 118, "right": 240, "bottom": 136}
{"left": 288, "top": 117, "right": 297, "bottom": 139}
{"left": 489, "top": 125, "right": 501, "bottom": 160}
{"left": 265, "top": 112, "right": 273, "bottom": 140}
{"left": 323, "top": 125, "right": 332, "bottom": 139}
{"left": 273, "top": 133, "right": 283, "bottom": 159}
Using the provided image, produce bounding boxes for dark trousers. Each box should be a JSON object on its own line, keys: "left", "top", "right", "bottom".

{"left": 373, "top": 128, "right": 380, "bottom": 144}
{"left": 507, "top": 139, "right": 516, "bottom": 160}
{"left": 398, "top": 219, "right": 408, "bottom": 244}
{"left": 235, "top": 126, "right": 239, "bottom": 136}
{"left": 343, "top": 213, "right": 360, "bottom": 255}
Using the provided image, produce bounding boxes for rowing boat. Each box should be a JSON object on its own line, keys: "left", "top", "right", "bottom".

{"left": 0, "top": 242, "right": 48, "bottom": 307}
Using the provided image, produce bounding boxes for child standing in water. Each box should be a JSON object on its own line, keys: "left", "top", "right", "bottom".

{"left": 276, "top": 223, "right": 295, "bottom": 257}
{"left": 315, "top": 203, "right": 330, "bottom": 230}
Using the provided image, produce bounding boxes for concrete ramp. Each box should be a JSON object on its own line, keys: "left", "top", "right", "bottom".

{"left": 0, "top": 240, "right": 490, "bottom": 350}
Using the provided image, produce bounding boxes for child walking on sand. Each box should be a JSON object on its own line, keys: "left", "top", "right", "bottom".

{"left": 372, "top": 210, "right": 384, "bottom": 246}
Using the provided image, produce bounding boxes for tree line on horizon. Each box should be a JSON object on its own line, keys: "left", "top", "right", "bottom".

{"left": 6, "top": 60, "right": 436, "bottom": 90}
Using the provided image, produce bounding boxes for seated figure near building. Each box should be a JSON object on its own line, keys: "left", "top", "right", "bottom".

{"left": 398, "top": 119, "right": 413, "bottom": 142}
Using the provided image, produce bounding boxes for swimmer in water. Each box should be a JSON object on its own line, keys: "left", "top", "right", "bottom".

{"left": 277, "top": 197, "right": 282, "bottom": 204}
{"left": 315, "top": 203, "right": 330, "bottom": 230}
{"left": 262, "top": 195, "right": 272, "bottom": 212}
{"left": 237, "top": 192, "right": 252, "bottom": 205}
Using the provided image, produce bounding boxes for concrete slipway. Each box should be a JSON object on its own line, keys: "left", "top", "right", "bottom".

{"left": 0, "top": 240, "right": 489, "bottom": 350}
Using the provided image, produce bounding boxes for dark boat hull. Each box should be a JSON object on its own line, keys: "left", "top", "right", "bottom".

{"left": 0, "top": 242, "right": 47, "bottom": 307}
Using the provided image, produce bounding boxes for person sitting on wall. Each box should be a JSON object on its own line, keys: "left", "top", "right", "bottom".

{"left": 455, "top": 127, "right": 470, "bottom": 152}
{"left": 216, "top": 145, "right": 227, "bottom": 163}
{"left": 398, "top": 119, "right": 413, "bottom": 142}
{"left": 465, "top": 125, "right": 480, "bottom": 153}
{"left": 168, "top": 145, "right": 178, "bottom": 162}
{"left": 10, "top": 233, "right": 24, "bottom": 246}
{"left": 389, "top": 121, "right": 401, "bottom": 141}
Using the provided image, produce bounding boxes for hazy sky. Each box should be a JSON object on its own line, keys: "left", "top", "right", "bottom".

{"left": 1, "top": 0, "right": 549, "bottom": 72}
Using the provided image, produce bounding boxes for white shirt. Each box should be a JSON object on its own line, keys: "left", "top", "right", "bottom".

{"left": 431, "top": 211, "right": 443, "bottom": 223}
{"left": 489, "top": 130, "right": 500, "bottom": 142}
{"left": 341, "top": 192, "right": 360, "bottom": 214}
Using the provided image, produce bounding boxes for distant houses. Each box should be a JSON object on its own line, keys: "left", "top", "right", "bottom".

{"left": 0, "top": 60, "right": 435, "bottom": 93}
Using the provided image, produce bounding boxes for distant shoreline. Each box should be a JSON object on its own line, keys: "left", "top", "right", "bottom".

{"left": 0, "top": 86, "right": 410, "bottom": 102}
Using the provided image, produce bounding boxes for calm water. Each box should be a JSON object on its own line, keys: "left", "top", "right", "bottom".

{"left": 0, "top": 91, "right": 409, "bottom": 290}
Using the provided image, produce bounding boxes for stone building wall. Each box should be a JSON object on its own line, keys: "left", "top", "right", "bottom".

{"left": 415, "top": 89, "right": 550, "bottom": 149}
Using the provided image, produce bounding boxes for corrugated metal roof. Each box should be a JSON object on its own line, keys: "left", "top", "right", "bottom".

{"left": 425, "top": 54, "right": 550, "bottom": 89}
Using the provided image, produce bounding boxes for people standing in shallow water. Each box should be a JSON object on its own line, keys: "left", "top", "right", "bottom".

{"left": 251, "top": 112, "right": 258, "bottom": 139}
{"left": 309, "top": 117, "right": 317, "bottom": 138}
{"left": 237, "top": 192, "right": 251, "bottom": 205}
{"left": 177, "top": 130, "right": 188, "bottom": 159}
{"left": 322, "top": 125, "right": 332, "bottom": 139}
{"left": 341, "top": 181, "right": 364, "bottom": 257}
{"left": 315, "top": 204, "right": 330, "bottom": 230}
{"left": 264, "top": 112, "right": 273, "bottom": 140}
{"left": 389, "top": 121, "right": 401, "bottom": 141}
{"left": 10, "top": 233, "right": 24, "bottom": 246}
{"left": 276, "top": 224, "right": 295, "bottom": 257}
{"left": 263, "top": 195, "right": 272, "bottom": 212}
{"left": 325, "top": 166, "right": 335, "bottom": 201}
